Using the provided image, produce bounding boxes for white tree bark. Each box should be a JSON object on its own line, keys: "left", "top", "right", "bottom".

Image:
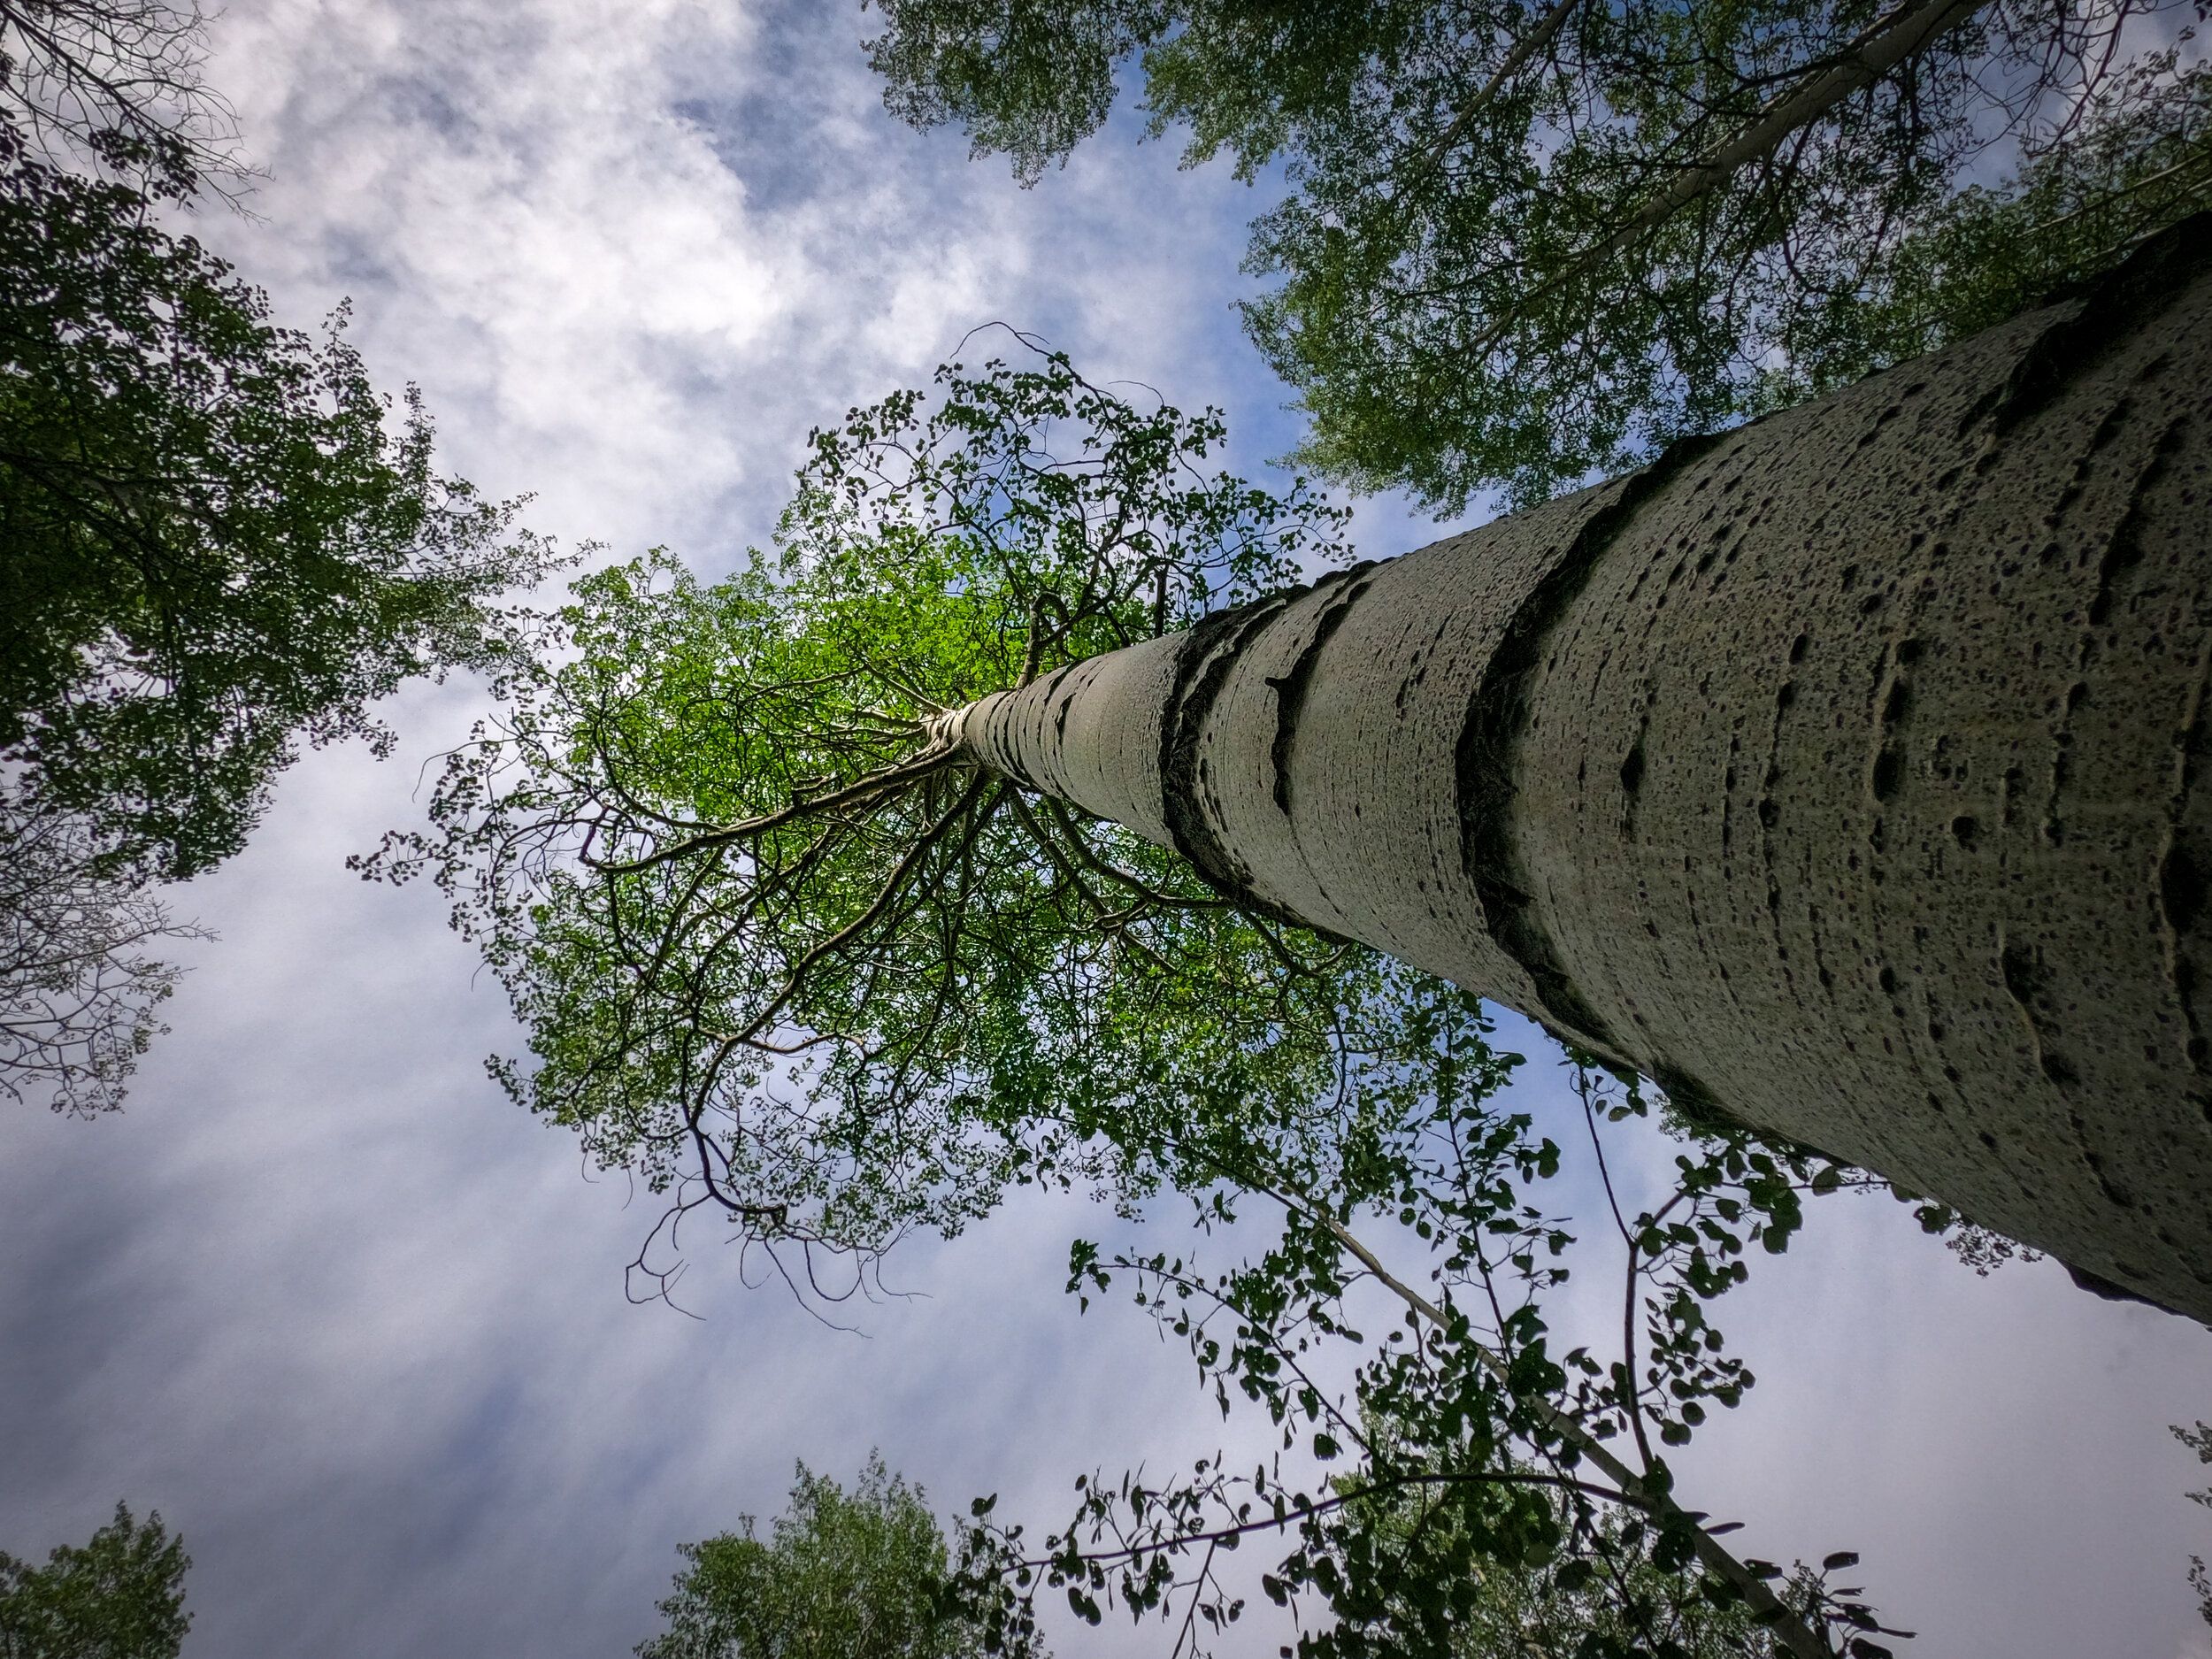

{"left": 952, "top": 218, "right": 2212, "bottom": 1326}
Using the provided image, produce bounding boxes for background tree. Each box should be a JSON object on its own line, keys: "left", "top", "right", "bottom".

{"left": 1755, "top": 50, "right": 2212, "bottom": 407}
{"left": 0, "top": 0, "right": 556, "bottom": 1111}
{"left": 0, "top": 0, "right": 240, "bottom": 196}
{"left": 0, "top": 799, "right": 204, "bottom": 1115}
{"left": 0, "top": 1503, "right": 189, "bottom": 1659}
{"left": 639, "top": 1456, "right": 1001, "bottom": 1659}
{"left": 868, "top": 0, "right": 2209, "bottom": 510}
{"left": 0, "top": 161, "right": 546, "bottom": 887}
{"left": 0, "top": 152, "right": 551, "bottom": 1110}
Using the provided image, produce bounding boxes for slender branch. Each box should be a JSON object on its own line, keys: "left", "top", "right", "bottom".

{"left": 739, "top": 774, "right": 999, "bottom": 1045}
{"left": 1038, "top": 795, "right": 1226, "bottom": 911}
{"left": 1402, "top": 0, "right": 1587, "bottom": 185}
{"left": 1031, "top": 1468, "right": 1635, "bottom": 1578}
{"left": 1477, "top": 0, "right": 1989, "bottom": 355}
{"left": 1576, "top": 1070, "right": 1659, "bottom": 1475}
{"left": 1168, "top": 1536, "right": 1217, "bottom": 1659}
{"left": 1271, "top": 1196, "right": 1833, "bottom": 1659}
{"left": 586, "top": 746, "right": 964, "bottom": 874}
{"left": 1001, "top": 788, "right": 1115, "bottom": 923}
{"left": 2025, "top": 150, "right": 2212, "bottom": 239}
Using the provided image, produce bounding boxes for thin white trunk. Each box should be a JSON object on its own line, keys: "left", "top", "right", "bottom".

{"left": 954, "top": 219, "right": 2212, "bottom": 1325}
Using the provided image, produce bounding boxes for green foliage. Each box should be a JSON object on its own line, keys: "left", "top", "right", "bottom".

{"left": 640, "top": 1457, "right": 1002, "bottom": 1659}
{"left": 872, "top": 0, "right": 1171, "bottom": 182}
{"left": 1338, "top": 1456, "right": 1787, "bottom": 1658}
{"left": 0, "top": 1503, "right": 189, "bottom": 1659}
{"left": 0, "top": 0, "right": 554, "bottom": 1117}
{"left": 364, "top": 342, "right": 1386, "bottom": 1288}
{"left": 954, "top": 1060, "right": 1901, "bottom": 1658}
{"left": 869, "top": 0, "right": 2206, "bottom": 511}
{"left": 0, "top": 155, "right": 549, "bottom": 885}
{"left": 1760, "top": 53, "right": 2212, "bottom": 409}
{"left": 0, "top": 129, "right": 549, "bottom": 1110}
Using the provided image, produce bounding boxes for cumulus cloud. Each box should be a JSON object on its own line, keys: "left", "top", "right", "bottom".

{"left": 188, "top": 0, "right": 1310, "bottom": 565}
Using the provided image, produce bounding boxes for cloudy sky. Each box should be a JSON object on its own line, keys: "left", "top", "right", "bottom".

{"left": 2, "top": 4, "right": 2209, "bottom": 1655}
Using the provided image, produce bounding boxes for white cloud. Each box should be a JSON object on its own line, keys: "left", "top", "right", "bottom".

{"left": 184, "top": 0, "right": 1287, "bottom": 572}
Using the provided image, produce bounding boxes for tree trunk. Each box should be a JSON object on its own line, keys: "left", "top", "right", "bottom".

{"left": 952, "top": 217, "right": 2212, "bottom": 1326}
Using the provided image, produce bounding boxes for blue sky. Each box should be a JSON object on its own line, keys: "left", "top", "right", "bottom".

{"left": 0, "top": 3, "right": 2208, "bottom": 1655}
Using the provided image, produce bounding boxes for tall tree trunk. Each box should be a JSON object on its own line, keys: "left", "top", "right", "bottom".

{"left": 953, "top": 217, "right": 2212, "bottom": 1326}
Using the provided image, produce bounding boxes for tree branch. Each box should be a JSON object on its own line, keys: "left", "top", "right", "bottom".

{"left": 1270, "top": 1194, "right": 1834, "bottom": 1659}
{"left": 1479, "top": 0, "right": 1989, "bottom": 355}
{"left": 586, "top": 746, "right": 965, "bottom": 874}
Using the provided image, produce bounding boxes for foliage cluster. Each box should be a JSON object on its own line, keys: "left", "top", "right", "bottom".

{"left": 0, "top": 1503, "right": 188, "bottom": 1659}
{"left": 0, "top": 157, "right": 545, "bottom": 886}
{"left": 2179, "top": 1421, "right": 2212, "bottom": 1630}
{"left": 949, "top": 1062, "right": 1908, "bottom": 1659}
{"left": 0, "top": 0, "right": 551, "bottom": 1112}
{"left": 640, "top": 1457, "right": 996, "bottom": 1659}
{"left": 1751, "top": 50, "right": 2212, "bottom": 410}
{"left": 870, "top": 0, "right": 2210, "bottom": 510}
{"left": 361, "top": 344, "right": 1363, "bottom": 1289}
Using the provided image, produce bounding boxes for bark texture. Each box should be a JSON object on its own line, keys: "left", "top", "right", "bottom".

{"left": 956, "top": 218, "right": 2212, "bottom": 1325}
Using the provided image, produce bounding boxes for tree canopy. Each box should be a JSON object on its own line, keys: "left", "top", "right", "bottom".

{"left": 0, "top": 1502, "right": 190, "bottom": 1659}
{"left": 640, "top": 1457, "right": 995, "bottom": 1659}
{"left": 869, "top": 0, "right": 2212, "bottom": 510}
{"left": 0, "top": 152, "right": 549, "bottom": 1111}
{"left": 0, "top": 0, "right": 554, "bottom": 1111}
{"left": 0, "top": 157, "right": 546, "bottom": 886}
{"left": 365, "top": 344, "right": 1364, "bottom": 1283}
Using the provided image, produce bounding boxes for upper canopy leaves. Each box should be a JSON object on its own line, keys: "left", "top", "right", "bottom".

{"left": 365, "top": 347, "right": 1485, "bottom": 1290}
{"left": 0, "top": 157, "right": 549, "bottom": 884}
{"left": 868, "top": 0, "right": 2207, "bottom": 510}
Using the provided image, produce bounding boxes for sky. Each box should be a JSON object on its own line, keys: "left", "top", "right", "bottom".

{"left": 1, "top": 3, "right": 2209, "bottom": 1655}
